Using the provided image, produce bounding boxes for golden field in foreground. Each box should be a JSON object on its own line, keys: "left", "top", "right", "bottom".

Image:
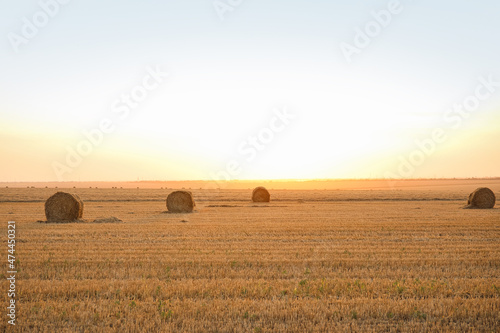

{"left": 0, "top": 180, "right": 499, "bottom": 332}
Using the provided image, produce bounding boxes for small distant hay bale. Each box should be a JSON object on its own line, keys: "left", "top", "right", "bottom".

{"left": 252, "top": 187, "right": 270, "bottom": 202}
{"left": 466, "top": 187, "right": 496, "bottom": 209}
{"left": 166, "top": 191, "right": 195, "bottom": 213}
{"left": 45, "top": 192, "right": 84, "bottom": 222}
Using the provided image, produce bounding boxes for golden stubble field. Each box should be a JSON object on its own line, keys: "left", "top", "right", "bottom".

{"left": 0, "top": 180, "right": 499, "bottom": 332}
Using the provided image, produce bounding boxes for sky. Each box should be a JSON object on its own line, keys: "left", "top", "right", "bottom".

{"left": 0, "top": 0, "right": 499, "bottom": 182}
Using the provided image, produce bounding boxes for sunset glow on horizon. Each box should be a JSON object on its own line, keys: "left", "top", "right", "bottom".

{"left": 1, "top": 1, "right": 499, "bottom": 182}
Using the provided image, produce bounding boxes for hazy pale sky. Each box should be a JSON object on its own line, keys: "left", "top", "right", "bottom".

{"left": 1, "top": 0, "right": 499, "bottom": 181}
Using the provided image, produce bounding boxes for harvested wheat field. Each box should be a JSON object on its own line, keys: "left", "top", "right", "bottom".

{"left": 0, "top": 179, "right": 499, "bottom": 332}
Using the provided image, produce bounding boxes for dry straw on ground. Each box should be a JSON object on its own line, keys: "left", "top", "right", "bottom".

{"left": 2, "top": 183, "right": 500, "bottom": 331}
{"left": 252, "top": 186, "right": 270, "bottom": 202}
{"left": 466, "top": 187, "right": 496, "bottom": 209}
{"left": 166, "top": 191, "right": 195, "bottom": 213}
{"left": 92, "top": 217, "right": 123, "bottom": 223}
{"left": 44, "top": 192, "right": 84, "bottom": 222}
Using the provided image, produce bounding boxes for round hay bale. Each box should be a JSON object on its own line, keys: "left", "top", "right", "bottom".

{"left": 252, "top": 186, "right": 270, "bottom": 202}
{"left": 166, "top": 191, "right": 195, "bottom": 213}
{"left": 466, "top": 187, "right": 496, "bottom": 209}
{"left": 45, "top": 192, "right": 84, "bottom": 222}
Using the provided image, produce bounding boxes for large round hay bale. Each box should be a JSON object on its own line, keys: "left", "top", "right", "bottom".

{"left": 45, "top": 192, "right": 84, "bottom": 222}
{"left": 166, "top": 191, "right": 195, "bottom": 213}
{"left": 467, "top": 187, "right": 496, "bottom": 209}
{"left": 252, "top": 186, "right": 270, "bottom": 202}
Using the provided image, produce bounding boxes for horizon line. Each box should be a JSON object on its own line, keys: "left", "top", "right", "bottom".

{"left": 1, "top": 177, "right": 500, "bottom": 183}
